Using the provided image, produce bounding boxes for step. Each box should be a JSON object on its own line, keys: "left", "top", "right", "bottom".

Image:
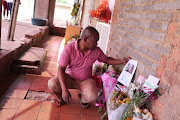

{"left": 12, "top": 47, "right": 47, "bottom": 74}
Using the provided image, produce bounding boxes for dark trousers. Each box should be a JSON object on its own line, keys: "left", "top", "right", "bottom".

{"left": 7, "top": 2, "right": 13, "bottom": 15}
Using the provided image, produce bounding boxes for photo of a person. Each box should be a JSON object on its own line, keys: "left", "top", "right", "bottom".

{"left": 125, "top": 63, "right": 134, "bottom": 74}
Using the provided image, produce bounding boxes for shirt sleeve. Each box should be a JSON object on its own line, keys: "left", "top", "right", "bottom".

{"left": 97, "top": 47, "right": 108, "bottom": 62}
{"left": 58, "top": 45, "right": 70, "bottom": 67}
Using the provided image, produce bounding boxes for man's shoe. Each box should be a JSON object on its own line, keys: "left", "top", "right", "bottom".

{"left": 78, "top": 93, "right": 90, "bottom": 108}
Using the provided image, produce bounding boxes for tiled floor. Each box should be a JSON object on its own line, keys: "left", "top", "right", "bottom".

{"left": 0, "top": 36, "right": 102, "bottom": 120}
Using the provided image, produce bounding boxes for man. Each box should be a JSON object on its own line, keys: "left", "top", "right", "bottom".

{"left": 48, "top": 26, "right": 130, "bottom": 108}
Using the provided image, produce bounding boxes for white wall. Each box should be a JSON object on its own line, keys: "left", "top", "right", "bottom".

{"left": 81, "top": 0, "right": 93, "bottom": 29}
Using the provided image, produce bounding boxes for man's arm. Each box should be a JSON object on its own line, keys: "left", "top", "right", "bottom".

{"left": 58, "top": 65, "right": 70, "bottom": 103}
{"left": 104, "top": 57, "right": 131, "bottom": 65}
{"left": 58, "top": 65, "right": 67, "bottom": 91}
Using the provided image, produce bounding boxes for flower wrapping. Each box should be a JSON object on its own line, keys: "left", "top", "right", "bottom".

{"left": 102, "top": 73, "right": 117, "bottom": 102}
{"left": 107, "top": 85, "right": 129, "bottom": 120}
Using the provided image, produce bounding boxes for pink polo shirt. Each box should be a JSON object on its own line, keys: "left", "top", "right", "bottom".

{"left": 58, "top": 40, "right": 108, "bottom": 81}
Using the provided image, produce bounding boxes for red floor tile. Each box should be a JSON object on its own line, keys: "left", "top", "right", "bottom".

{"left": 41, "top": 66, "right": 53, "bottom": 75}
{"left": 13, "top": 109, "right": 39, "bottom": 120}
{"left": 19, "top": 99, "right": 42, "bottom": 111}
{"left": 12, "top": 82, "right": 31, "bottom": 90}
{"left": 0, "top": 98, "right": 23, "bottom": 109}
{"left": 29, "top": 85, "right": 47, "bottom": 92}
{"left": 82, "top": 114, "right": 101, "bottom": 120}
{"left": 17, "top": 75, "right": 35, "bottom": 83}
{"left": 32, "top": 76, "right": 49, "bottom": 86}
{"left": 40, "top": 101, "right": 60, "bottom": 113}
{"left": 6, "top": 88, "right": 28, "bottom": 99}
{"left": 68, "top": 89, "right": 81, "bottom": 104}
{"left": 81, "top": 105, "right": 100, "bottom": 116}
{"left": 0, "top": 108, "right": 17, "bottom": 120}
{"left": 60, "top": 113, "right": 82, "bottom": 120}
{"left": 37, "top": 111, "right": 60, "bottom": 120}
{"left": 61, "top": 104, "right": 81, "bottom": 115}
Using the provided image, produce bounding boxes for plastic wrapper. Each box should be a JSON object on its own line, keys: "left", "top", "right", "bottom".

{"left": 102, "top": 73, "right": 117, "bottom": 102}
{"left": 106, "top": 86, "right": 129, "bottom": 120}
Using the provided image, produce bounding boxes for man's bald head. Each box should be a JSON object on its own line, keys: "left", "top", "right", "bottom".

{"left": 81, "top": 26, "right": 99, "bottom": 40}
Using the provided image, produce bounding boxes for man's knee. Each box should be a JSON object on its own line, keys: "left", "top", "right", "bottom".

{"left": 83, "top": 90, "right": 98, "bottom": 103}
{"left": 47, "top": 79, "right": 55, "bottom": 91}
{"left": 47, "top": 77, "right": 60, "bottom": 92}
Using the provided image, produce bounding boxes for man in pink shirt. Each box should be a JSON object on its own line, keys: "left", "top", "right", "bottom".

{"left": 48, "top": 26, "right": 130, "bottom": 108}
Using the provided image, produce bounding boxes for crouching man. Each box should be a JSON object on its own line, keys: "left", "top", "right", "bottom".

{"left": 48, "top": 26, "right": 130, "bottom": 108}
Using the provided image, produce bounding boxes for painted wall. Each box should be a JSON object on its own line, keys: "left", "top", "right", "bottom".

{"left": 106, "top": 0, "right": 180, "bottom": 119}
{"left": 81, "top": 0, "right": 94, "bottom": 29}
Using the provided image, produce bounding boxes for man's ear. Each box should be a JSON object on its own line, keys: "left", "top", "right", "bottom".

{"left": 83, "top": 37, "right": 88, "bottom": 42}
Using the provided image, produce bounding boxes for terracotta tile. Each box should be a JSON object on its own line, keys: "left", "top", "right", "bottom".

{"left": 44, "top": 60, "right": 57, "bottom": 67}
{"left": 13, "top": 109, "right": 39, "bottom": 120}
{"left": 19, "top": 100, "right": 42, "bottom": 111}
{"left": 32, "top": 76, "right": 49, "bottom": 86}
{"left": 17, "top": 75, "right": 35, "bottom": 83}
{"left": 61, "top": 104, "right": 81, "bottom": 114}
{"left": 6, "top": 89, "right": 28, "bottom": 99}
{"left": 0, "top": 108, "right": 17, "bottom": 120}
{"left": 12, "top": 83, "right": 31, "bottom": 90}
{"left": 40, "top": 101, "right": 60, "bottom": 113}
{"left": 0, "top": 98, "right": 22, "bottom": 109}
{"left": 41, "top": 66, "right": 53, "bottom": 73}
{"left": 60, "top": 113, "right": 82, "bottom": 120}
{"left": 50, "top": 68, "right": 58, "bottom": 76}
{"left": 81, "top": 106, "right": 100, "bottom": 116}
{"left": 29, "top": 85, "right": 47, "bottom": 92}
{"left": 68, "top": 89, "right": 80, "bottom": 104}
{"left": 37, "top": 111, "right": 60, "bottom": 120}
{"left": 69, "top": 89, "right": 80, "bottom": 96}
{"left": 82, "top": 115, "right": 101, "bottom": 120}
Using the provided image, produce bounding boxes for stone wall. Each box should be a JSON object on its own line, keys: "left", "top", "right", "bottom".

{"left": 106, "top": 0, "right": 180, "bottom": 119}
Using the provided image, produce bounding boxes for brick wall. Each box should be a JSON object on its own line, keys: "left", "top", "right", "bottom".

{"left": 106, "top": 0, "right": 180, "bottom": 119}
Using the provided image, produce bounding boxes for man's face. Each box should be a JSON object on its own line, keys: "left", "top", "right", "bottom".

{"left": 86, "top": 36, "right": 99, "bottom": 50}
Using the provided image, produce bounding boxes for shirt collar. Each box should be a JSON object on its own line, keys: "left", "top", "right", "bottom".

{"left": 75, "top": 39, "right": 92, "bottom": 57}
{"left": 75, "top": 39, "right": 80, "bottom": 51}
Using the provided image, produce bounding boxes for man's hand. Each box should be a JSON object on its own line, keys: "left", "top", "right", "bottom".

{"left": 122, "top": 56, "right": 131, "bottom": 64}
{"left": 62, "top": 89, "right": 71, "bottom": 103}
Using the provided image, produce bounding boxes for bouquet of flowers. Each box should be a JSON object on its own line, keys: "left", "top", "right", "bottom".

{"left": 89, "top": 0, "right": 111, "bottom": 23}
{"left": 121, "top": 75, "right": 160, "bottom": 120}
{"left": 106, "top": 84, "right": 129, "bottom": 120}
{"left": 92, "top": 60, "right": 108, "bottom": 76}
{"left": 104, "top": 60, "right": 160, "bottom": 120}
